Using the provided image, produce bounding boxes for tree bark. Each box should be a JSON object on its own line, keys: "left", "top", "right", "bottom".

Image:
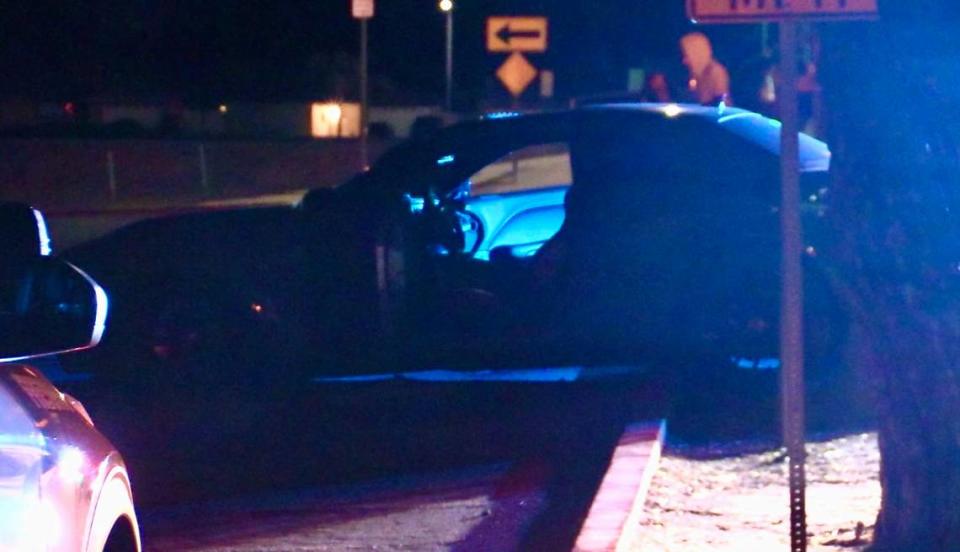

{"left": 855, "top": 308, "right": 960, "bottom": 550}
{"left": 820, "top": 12, "right": 960, "bottom": 549}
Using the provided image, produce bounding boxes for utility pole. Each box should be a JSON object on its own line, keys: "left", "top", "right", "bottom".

{"left": 352, "top": 0, "right": 374, "bottom": 170}
{"left": 439, "top": 0, "right": 455, "bottom": 111}
{"left": 360, "top": 18, "right": 369, "bottom": 169}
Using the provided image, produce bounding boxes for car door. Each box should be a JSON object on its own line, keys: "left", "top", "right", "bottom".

{"left": 0, "top": 369, "right": 47, "bottom": 552}
{"left": 419, "top": 116, "right": 575, "bottom": 259}
{"left": 463, "top": 141, "right": 571, "bottom": 260}
{"left": 395, "top": 116, "right": 577, "bottom": 364}
{"left": 547, "top": 110, "right": 784, "bottom": 362}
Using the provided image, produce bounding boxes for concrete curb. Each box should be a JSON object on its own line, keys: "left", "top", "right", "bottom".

{"left": 572, "top": 420, "right": 667, "bottom": 552}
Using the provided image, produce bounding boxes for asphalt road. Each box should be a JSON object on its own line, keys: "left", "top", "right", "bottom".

{"left": 60, "top": 370, "right": 654, "bottom": 551}
{"left": 141, "top": 463, "right": 525, "bottom": 551}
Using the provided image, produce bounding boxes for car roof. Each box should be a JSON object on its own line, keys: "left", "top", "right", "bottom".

{"left": 349, "top": 103, "right": 831, "bottom": 199}
{"left": 580, "top": 103, "right": 832, "bottom": 173}
{"left": 479, "top": 103, "right": 831, "bottom": 174}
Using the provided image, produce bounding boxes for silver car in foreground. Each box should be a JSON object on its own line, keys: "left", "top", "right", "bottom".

{"left": 1, "top": 202, "right": 140, "bottom": 552}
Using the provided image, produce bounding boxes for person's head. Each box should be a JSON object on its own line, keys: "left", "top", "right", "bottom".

{"left": 680, "top": 32, "right": 714, "bottom": 76}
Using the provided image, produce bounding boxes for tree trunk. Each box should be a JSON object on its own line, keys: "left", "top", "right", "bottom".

{"left": 856, "top": 310, "right": 960, "bottom": 550}
{"left": 819, "top": 8, "right": 960, "bottom": 549}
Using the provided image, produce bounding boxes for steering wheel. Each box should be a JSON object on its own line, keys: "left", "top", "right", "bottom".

{"left": 423, "top": 189, "right": 483, "bottom": 257}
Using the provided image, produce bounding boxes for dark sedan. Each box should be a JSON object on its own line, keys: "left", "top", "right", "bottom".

{"left": 63, "top": 104, "right": 839, "bottom": 379}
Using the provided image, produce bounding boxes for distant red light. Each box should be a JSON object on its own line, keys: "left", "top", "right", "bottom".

{"left": 63, "top": 102, "right": 76, "bottom": 116}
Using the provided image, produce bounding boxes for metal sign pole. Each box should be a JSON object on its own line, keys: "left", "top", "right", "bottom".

{"left": 445, "top": 8, "right": 454, "bottom": 111}
{"left": 778, "top": 20, "right": 807, "bottom": 552}
{"left": 360, "top": 17, "right": 369, "bottom": 170}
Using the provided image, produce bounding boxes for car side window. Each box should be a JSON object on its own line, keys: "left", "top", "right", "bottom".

{"left": 467, "top": 142, "right": 572, "bottom": 197}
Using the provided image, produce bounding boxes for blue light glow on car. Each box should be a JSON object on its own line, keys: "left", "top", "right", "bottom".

{"left": 313, "top": 366, "right": 646, "bottom": 384}
{"left": 403, "top": 194, "right": 426, "bottom": 214}
{"left": 717, "top": 112, "right": 758, "bottom": 125}
{"left": 731, "top": 357, "right": 782, "bottom": 370}
{"left": 715, "top": 108, "right": 830, "bottom": 172}
{"left": 466, "top": 188, "right": 568, "bottom": 260}
{"left": 757, "top": 358, "right": 781, "bottom": 370}
{"left": 310, "top": 374, "right": 398, "bottom": 383}
{"left": 402, "top": 368, "right": 582, "bottom": 382}
{"left": 313, "top": 367, "right": 582, "bottom": 383}
{"left": 484, "top": 111, "right": 520, "bottom": 120}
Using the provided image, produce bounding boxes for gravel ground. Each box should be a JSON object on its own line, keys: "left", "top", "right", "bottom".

{"left": 142, "top": 433, "right": 879, "bottom": 552}
{"left": 634, "top": 433, "right": 880, "bottom": 551}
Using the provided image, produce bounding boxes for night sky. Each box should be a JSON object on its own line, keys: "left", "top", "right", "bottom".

{"left": 1, "top": 1, "right": 958, "bottom": 108}
{"left": 0, "top": 1, "right": 703, "bottom": 105}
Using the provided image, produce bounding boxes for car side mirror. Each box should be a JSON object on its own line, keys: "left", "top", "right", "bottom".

{"left": 0, "top": 202, "right": 52, "bottom": 257}
{"left": 0, "top": 203, "right": 108, "bottom": 362}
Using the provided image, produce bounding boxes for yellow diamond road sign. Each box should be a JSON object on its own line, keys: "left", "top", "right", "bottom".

{"left": 496, "top": 52, "right": 539, "bottom": 98}
{"left": 688, "top": 0, "right": 878, "bottom": 23}
{"left": 487, "top": 17, "right": 548, "bottom": 53}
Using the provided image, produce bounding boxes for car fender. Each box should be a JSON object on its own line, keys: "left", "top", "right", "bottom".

{"left": 83, "top": 462, "right": 141, "bottom": 552}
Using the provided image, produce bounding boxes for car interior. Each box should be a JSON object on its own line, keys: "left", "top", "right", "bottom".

{"left": 403, "top": 111, "right": 815, "bottom": 368}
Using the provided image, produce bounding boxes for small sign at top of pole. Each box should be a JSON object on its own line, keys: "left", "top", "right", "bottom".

{"left": 688, "top": 0, "right": 877, "bottom": 23}
{"left": 352, "top": 0, "right": 374, "bottom": 19}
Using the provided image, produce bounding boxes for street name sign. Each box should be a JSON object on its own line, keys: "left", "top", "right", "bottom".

{"left": 688, "top": 0, "right": 878, "bottom": 23}
{"left": 352, "top": 0, "right": 374, "bottom": 19}
{"left": 487, "top": 16, "right": 548, "bottom": 53}
{"left": 496, "top": 52, "right": 539, "bottom": 98}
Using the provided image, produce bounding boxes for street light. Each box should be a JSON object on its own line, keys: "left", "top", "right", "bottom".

{"left": 439, "top": 0, "right": 454, "bottom": 111}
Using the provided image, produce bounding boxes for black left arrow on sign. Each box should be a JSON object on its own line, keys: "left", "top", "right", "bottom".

{"left": 496, "top": 24, "right": 541, "bottom": 45}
